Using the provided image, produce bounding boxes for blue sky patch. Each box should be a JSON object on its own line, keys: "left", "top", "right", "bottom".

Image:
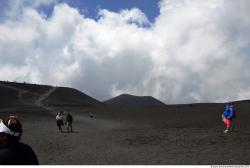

{"left": 59, "top": 0, "right": 160, "bottom": 22}
{"left": 36, "top": 0, "right": 160, "bottom": 23}
{"left": 0, "top": 0, "right": 160, "bottom": 23}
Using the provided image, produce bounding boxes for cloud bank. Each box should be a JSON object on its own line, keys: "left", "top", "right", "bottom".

{"left": 1, "top": 0, "right": 250, "bottom": 103}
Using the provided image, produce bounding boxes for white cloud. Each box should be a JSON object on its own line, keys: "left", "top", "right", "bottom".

{"left": 0, "top": 0, "right": 250, "bottom": 103}
{"left": 98, "top": 8, "right": 150, "bottom": 27}
{"left": 2, "top": 0, "right": 57, "bottom": 19}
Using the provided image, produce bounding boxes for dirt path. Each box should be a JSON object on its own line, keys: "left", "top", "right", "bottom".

{"left": 35, "top": 87, "right": 57, "bottom": 110}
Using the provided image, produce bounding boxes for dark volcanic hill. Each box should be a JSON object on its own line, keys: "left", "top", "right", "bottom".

{"left": 104, "top": 94, "right": 166, "bottom": 107}
{"left": 0, "top": 81, "right": 52, "bottom": 95}
{"left": 45, "top": 87, "right": 102, "bottom": 107}
{"left": 0, "top": 81, "right": 102, "bottom": 107}
{"left": 0, "top": 85, "right": 20, "bottom": 106}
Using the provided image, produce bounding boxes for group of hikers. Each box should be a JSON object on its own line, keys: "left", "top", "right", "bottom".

{"left": 0, "top": 111, "right": 74, "bottom": 165}
{"left": 0, "top": 102, "right": 238, "bottom": 165}
{"left": 56, "top": 111, "right": 73, "bottom": 133}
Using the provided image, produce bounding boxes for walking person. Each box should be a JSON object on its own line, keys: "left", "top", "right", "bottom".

{"left": 89, "top": 113, "right": 96, "bottom": 120}
{"left": 222, "top": 103, "right": 236, "bottom": 133}
{"left": 66, "top": 113, "right": 73, "bottom": 133}
{"left": 56, "top": 112, "right": 64, "bottom": 132}
{"left": 0, "top": 115, "right": 39, "bottom": 165}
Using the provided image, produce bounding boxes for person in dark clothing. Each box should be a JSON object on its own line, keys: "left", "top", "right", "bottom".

{"left": 0, "top": 115, "right": 39, "bottom": 165}
{"left": 66, "top": 113, "right": 73, "bottom": 133}
{"left": 89, "top": 113, "right": 96, "bottom": 120}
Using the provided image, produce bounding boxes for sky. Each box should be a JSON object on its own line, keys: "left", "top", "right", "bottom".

{"left": 0, "top": 0, "right": 250, "bottom": 104}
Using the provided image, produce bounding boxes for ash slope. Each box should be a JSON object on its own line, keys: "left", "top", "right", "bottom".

{"left": 3, "top": 101, "right": 250, "bottom": 165}
{"left": 46, "top": 87, "right": 102, "bottom": 107}
{"left": 0, "top": 81, "right": 102, "bottom": 107}
{"left": 1, "top": 81, "right": 250, "bottom": 164}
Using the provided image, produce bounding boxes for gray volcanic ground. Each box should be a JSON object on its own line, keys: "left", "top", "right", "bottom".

{"left": 0, "top": 81, "right": 250, "bottom": 165}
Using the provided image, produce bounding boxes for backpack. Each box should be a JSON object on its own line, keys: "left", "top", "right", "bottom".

{"left": 231, "top": 107, "right": 236, "bottom": 119}
{"left": 228, "top": 106, "right": 236, "bottom": 119}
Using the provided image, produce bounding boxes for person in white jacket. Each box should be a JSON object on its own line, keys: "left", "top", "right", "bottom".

{"left": 56, "top": 112, "right": 64, "bottom": 132}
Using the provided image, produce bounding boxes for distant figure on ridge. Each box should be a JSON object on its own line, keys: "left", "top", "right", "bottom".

{"left": 0, "top": 115, "right": 39, "bottom": 165}
{"left": 89, "top": 113, "right": 96, "bottom": 120}
{"left": 222, "top": 103, "right": 236, "bottom": 133}
{"left": 66, "top": 113, "right": 73, "bottom": 133}
{"left": 56, "top": 111, "right": 64, "bottom": 132}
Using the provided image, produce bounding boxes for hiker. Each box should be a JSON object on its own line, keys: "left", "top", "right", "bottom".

{"left": 89, "top": 113, "right": 96, "bottom": 120}
{"left": 90, "top": 113, "right": 94, "bottom": 119}
{"left": 56, "top": 112, "right": 64, "bottom": 132}
{"left": 222, "top": 103, "right": 236, "bottom": 133}
{"left": 66, "top": 113, "right": 73, "bottom": 133}
{"left": 0, "top": 115, "right": 39, "bottom": 165}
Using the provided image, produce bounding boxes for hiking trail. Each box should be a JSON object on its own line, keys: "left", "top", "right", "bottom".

{"left": 35, "top": 87, "right": 57, "bottom": 110}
